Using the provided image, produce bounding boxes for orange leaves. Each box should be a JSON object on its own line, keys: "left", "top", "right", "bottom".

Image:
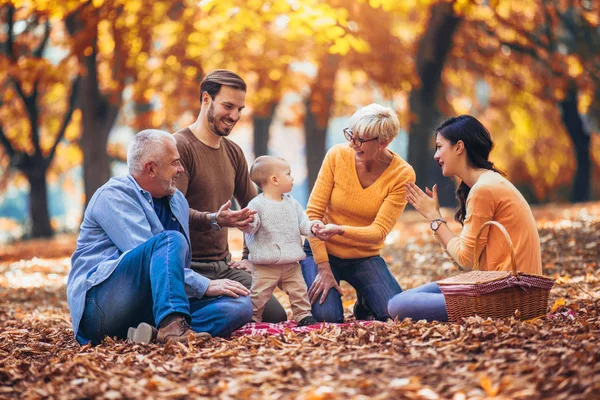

{"left": 1, "top": 203, "right": 599, "bottom": 398}
{"left": 550, "top": 298, "right": 566, "bottom": 313}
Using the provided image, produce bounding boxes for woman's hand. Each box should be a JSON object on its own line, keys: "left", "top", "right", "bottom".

{"left": 307, "top": 262, "right": 343, "bottom": 304}
{"left": 405, "top": 182, "right": 441, "bottom": 221}
{"left": 313, "top": 224, "right": 344, "bottom": 241}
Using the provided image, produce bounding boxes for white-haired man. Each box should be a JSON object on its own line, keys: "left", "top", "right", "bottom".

{"left": 67, "top": 129, "right": 252, "bottom": 345}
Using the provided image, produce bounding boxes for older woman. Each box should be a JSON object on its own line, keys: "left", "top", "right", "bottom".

{"left": 301, "top": 103, "right": 415, "bottom": 322}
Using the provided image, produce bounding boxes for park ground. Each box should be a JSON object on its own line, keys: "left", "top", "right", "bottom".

{"left": 0, "top": 203, "right": 599, "bottom": 399}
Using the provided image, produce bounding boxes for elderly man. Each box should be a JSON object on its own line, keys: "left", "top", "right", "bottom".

{"left": 67, "top": 129, "right": 252, "bottom": 345}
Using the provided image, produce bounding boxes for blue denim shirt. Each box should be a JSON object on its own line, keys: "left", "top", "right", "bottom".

{"left": 67, "top": 174, "right": 210, "bottom": 339}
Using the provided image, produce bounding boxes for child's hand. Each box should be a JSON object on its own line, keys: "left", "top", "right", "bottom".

{"left": 314, "top": 224, "right": 344, "bottom": 241}
{"left": 228, "top": 259, "right": 253, "bottom": 273}
{"left": 311, "top": 221, "right": 325, "bottom": 236}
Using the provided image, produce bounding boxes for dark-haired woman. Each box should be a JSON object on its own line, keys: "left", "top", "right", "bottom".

{"left": 387, "top": 115, "right": 542, "bottom": 321}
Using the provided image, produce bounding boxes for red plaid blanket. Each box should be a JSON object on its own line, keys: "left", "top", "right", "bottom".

{"left": 231, "top": 320, "right": 379, "bottom": 337}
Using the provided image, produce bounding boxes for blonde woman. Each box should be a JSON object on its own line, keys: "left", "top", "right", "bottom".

{"left": 301, "top": 104, "right": 416, "bottom": 322}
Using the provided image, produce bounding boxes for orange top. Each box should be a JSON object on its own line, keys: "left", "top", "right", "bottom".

{"left": 445, "top": 171, "right": 542, "bottom": 274}
{"left": 307, "top": 144, "right": 415, "bottom": 264}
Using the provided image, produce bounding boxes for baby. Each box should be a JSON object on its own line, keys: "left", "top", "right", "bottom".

{"left": 243, "top": 156, "right": 322, "bottom": 326}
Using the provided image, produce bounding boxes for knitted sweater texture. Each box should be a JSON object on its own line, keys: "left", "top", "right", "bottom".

{"left": 244, "top": 193, "right": 320, "bottom": 265}
{"left": 307, "top": 144, "right": 416, "bottom": 264}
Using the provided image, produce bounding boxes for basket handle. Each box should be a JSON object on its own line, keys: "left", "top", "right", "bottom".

{"left": 473, "top": 220, "right": 518, "bottom": 275}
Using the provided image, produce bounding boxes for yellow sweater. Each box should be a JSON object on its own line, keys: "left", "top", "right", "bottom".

{"left": 307, "top": 144, "right": 416, "bottom": 264}
{"left": 446, "top": 171, "right": 542, "bottom": 274}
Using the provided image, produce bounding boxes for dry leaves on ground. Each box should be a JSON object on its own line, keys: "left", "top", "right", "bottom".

{"left": 1, "top": 203, "right": 599, "bottom": 399}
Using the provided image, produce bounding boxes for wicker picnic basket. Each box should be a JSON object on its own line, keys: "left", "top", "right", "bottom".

{"left": 438, "top": 221, "right": 554, "bottom": 322}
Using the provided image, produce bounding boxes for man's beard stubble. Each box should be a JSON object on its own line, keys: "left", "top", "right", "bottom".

{"left": 207, "top": 102, "right": 230, "bottom": 137}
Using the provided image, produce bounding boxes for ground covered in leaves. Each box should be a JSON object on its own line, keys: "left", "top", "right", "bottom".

{"left": 1, "top": 204, "right": 599, "bottom": 399}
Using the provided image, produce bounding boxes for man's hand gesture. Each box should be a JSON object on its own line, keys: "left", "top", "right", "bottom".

{"left": 216, "top": 200, "right": 257, "bottom": 230}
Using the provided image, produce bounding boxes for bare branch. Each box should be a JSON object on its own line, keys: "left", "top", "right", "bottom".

{"left": 5, "top": 4, "right": 15, "bottom": 60}
{"left": 0, "top": 123, "right": 17, "bottom": 159}
{"left": 489, "top": 7, "right": 552, "bottom": 54}
{"left": 47, "top": 76, "right": 80, "bottom": 161}
{"left": 102, "top": 95, "right": 122, "bottom": 135}
{"left": 33, "top": 19, "right": 51, "bottom": 58}
{"left": 28, "top": 80, "right": 42, "bottom": 158}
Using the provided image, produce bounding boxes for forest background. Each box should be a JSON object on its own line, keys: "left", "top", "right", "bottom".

{"left": 0, "top": 0, "right": 599, "bottom": 241}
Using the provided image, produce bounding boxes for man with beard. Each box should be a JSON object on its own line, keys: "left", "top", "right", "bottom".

{"left": 68, "top": 130, "right": 253, "bottom": 345}
{"left": 174, "top": 70, "right": 287, "bottom": 323}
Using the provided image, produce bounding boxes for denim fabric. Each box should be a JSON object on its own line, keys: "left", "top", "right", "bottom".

{"left": 68, "top": 174, "right": 211, "bottom": 342}
{"left": 188, "top": 295, "right": 253, "bottom": 337}
{"left": 299, "top": 240, "right": 402, "bottom": 322}
{"left": 78, "top": 231, "right": 252, "bottom": 345}
{"left": 387, "top": 282, "right": 449, "bottom": 322}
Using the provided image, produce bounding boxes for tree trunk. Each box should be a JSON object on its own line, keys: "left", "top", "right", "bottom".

{"left": 78, "top": 28, "right": 120, "bottom": 204}
{"left": 408, "top": 2, "right": 461, "bottom": 206}
{"left": 304, "top": 54, "right": 340, "bottom": 192}
{"left": 25, "top": 165, "right": 52, "bottom": 238}
{"left": 66, "top": 5, "right": 121, "bottom": 205}
{"left": 252, "top": 102, "right": 278, "bottom": 158}
{"left": 560, "top": 83, "right": 590, "bottom": 203}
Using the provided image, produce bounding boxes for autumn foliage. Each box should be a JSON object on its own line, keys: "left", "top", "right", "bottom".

{"left": 1, "top": 204, "right": 599, "bottom": 398}
{"left": 0, "top": 0, "right": 599, "bottom": 239}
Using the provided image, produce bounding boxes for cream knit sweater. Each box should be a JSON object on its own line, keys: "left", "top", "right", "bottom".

{"left": 243, "top": 193, "right": 321, "bottom": 265}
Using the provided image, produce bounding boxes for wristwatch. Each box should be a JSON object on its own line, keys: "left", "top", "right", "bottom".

{"left": 430, "top": 218, "right": 447, "bottom": 232}
{"left": 209, "top": 213, "right": 222, "bottom": 231}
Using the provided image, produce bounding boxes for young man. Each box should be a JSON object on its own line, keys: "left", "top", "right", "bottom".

{"left": 174, "top": 70, "right": 287, "bottom": 323}
{"left": 68, "top": 130, "right": 252, "bottom": 345}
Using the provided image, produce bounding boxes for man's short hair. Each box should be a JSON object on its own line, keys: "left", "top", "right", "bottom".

{"left": 127, "top": 129, "right": 175, "bottom": 175}
{"left": 249, "top": 156, "right": 285, "bottom": 189}
{"left": 348, "top": 103, "right": 400, "bottom": 144}
{"left": 200, "top": 69, "right": 247, "bottom": 102}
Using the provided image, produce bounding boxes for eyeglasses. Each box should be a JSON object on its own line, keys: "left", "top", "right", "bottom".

{"left": 343, "top": 128, "right": 379, "bottom": 148}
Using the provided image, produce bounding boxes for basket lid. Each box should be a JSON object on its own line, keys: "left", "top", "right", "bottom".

{"left": 438, "top": 270, "right": 511, "bottom": 285}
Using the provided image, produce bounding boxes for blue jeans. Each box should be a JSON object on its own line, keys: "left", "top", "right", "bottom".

{"left": 78, "top": 231, "right": 252, "bottom": 345}
{"left": 387, "top": 282, "right": 448, "bottom": 322}
{"left": 300, "top": 241, "right": 402, "bottom": 322}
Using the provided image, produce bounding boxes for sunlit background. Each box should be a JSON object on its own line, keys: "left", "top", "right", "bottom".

{"left": 1, "top": 0, "right": 599, "bottom": 242}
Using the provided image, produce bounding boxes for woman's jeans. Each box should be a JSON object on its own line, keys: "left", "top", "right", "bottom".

{"left": 78, "top": 231, "right": 252, "bottom": 345}
{"left": 387, "top": 282, "right": 449, "bottom": 322}
{"left": 299, "top": 241, "right": 402, "bottom": 322}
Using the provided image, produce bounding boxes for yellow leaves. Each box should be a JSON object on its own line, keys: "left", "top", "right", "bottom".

{"left": 329, "top": 36, "right": 351, "bottom": 55}
{"left": 550, "top": 298, "right": 566, "bottom": 313}
{"left": 578, "top": 93, "right": 592, "bottom": 114}
{"left": 566, "top": 55, "right": 583, "bottom": 78}
{"left": 184, "top": 67, "right": 198, "bottom": 79}
{"left": 165, "top": 55, "right": 177, "bottom": 67}
{"left": 54, "top": 142, "right": 83, "bottom": 170}
{"left": 124, "top": 0, "right": 142, "bottom": 14}
{"left": 64, "top": 110, "right": 81, "bottom": 141}
{"left": 453, "top": 0, "right": 473, "bottom": 15}
{"left": 187, "top": 32, "right": 203, "bottom": 44}
{"left": 98, "top": 21, "right": 115, "bottom": 55}
{"left": 582, "top": 11, "right": 599, "bottom": 26}
{"left": 268, "top": 69, "right": 282, "bottom": 81}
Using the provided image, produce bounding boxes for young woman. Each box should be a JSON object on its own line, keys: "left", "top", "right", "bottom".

{"left": 388, "top": 115, "right": 542, "bottom": 321}
{"left": 301, "top": 103, "right": 416, "bottom": 322}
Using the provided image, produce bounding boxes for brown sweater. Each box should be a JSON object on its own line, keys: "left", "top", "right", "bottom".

{"left": 174, "top": 128, "right": 257, "bottom": 261}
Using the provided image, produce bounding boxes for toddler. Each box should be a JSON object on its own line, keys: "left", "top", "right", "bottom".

{"left": 243, "top": 156, "right": 323, "bottom": 326}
